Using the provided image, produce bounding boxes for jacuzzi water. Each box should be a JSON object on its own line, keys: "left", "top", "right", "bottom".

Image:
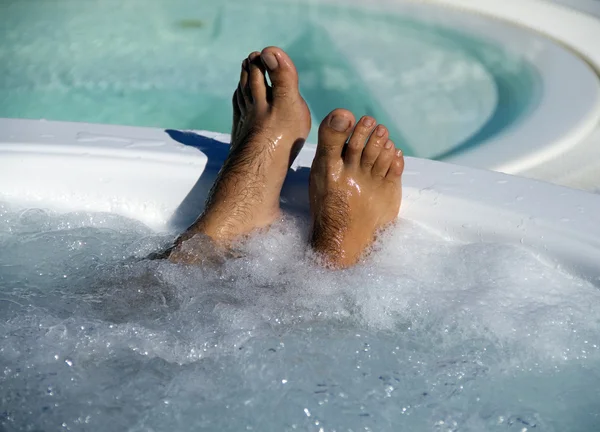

{"left": 1, "top": 202, "right": 599, "bottom": 432}
{"left": 0, "top": 0, "right": 540, "bottom": 158}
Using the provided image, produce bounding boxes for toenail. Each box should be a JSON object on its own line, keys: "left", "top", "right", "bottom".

{"left": 363, "top": 117, "right": 375, "bottom": 127}
{"left": 384, "top": 140, "right": 392, "bottom": 149}
{"left": 376, "top": 126, "right": 386, "bottom": 137}
{"left": 330, "top": 115, "right": 351, "bottom": 132}
{"left": 396, "top": 149, "right": 403, "bottom": 157}
{"left": 242, "top": 59, "right": 248, "bottom": 69}
{"left": 261, "top": 52, "right": 279, "bottom": 70}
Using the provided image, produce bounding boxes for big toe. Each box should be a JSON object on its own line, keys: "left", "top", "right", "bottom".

{"left": 260, "top": 46, "right": 300, "bottom": 103}
{"left": 317, "top": 109, "right": 355, "bottom": 159}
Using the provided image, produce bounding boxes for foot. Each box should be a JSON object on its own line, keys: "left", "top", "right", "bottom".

{"left": 169, "top": 47, "right": 311, "bottom": 262}
{"left": 309, "top": 109, "right": 404, "bottom": 268}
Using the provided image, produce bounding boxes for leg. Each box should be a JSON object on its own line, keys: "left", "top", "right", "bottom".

{"left": 309, "top": 109, "right": 405, "bottom": 268}
{"left": 168, "top": 47, "right": 311, "bottom": 264}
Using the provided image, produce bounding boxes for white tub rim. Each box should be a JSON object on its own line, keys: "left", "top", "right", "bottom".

{"left": 0, "top": 118, "right": 599, "bottom": 283}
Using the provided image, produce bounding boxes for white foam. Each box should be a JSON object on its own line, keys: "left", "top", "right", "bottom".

{"left": 1, "top": 204, "right": 599, "bottom": 432}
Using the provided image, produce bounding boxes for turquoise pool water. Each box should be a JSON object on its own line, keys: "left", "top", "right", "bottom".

{"left": 0, "top": 0, "right": 540, "bottom": 158}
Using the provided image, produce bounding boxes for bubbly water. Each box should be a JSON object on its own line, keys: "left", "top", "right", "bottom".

{"left": 1, "top": 202, "right": 599, "bottom": 432}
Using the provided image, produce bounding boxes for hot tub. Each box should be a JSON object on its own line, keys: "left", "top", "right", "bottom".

{"left": 2, "top": 1, "right": 600, "bottom": 430}
{"left": 0, "top": 120, "right": 599, "bottom": 431}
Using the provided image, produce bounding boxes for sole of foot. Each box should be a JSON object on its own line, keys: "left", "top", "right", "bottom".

{"left": 168, "top": 47, "right": 311, "bottom": 264}
{"left": 309, "top": 109, "right": 404, "bottom": 269}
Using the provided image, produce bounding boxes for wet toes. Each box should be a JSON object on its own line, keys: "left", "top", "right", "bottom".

{"left": 232, "top": 89, "right": 242, "bottom": 141}
{"left": 239, "top": 58, "right": 251, "bottom": 106}
{"left": 345, "top": 116, "right": 377, "bottom": 167}
{"left": 232, "top": 88, "right": 241, "bottom": 116}
{"left": 247, "top": 51, "right": 268, "bottom": 106}
{"left": 361, "top": 124, "right": 389, "bottom": 171}
{"left": 242, "top": 53, "right": 259, "bottom": 103}
{"left": 260, "top": 46, "right": 300, "bottom": 105}
{"left": 317, "top": 109, "right": 355, "bottom": 160}
{"left": 386, "top": 149, "right": 405, "bottom": 180}
{"left": 235, "top": 58, "right": 248, "bottom": 117}
{"left": 372, "top": 139, "right": 395, "bottom": 179}
{"left": 235, "top": 83, "right": 246, "bottom": 115}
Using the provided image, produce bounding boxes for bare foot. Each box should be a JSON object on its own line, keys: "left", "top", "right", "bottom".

{"left": 309, "top": 109, "right": 404, "bottom": 268}
{"left": 168, "top": 47, "right": 311, "bottom": 263}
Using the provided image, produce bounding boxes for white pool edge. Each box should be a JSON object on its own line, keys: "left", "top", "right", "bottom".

{"left": 421, "top": 0, "right": 600, "bottom": 176}
{"left": 1, "top": 118, "right": 599, "bottom": 282}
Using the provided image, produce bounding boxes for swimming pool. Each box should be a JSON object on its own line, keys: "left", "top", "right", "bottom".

{"left": 3, "top": 0, "right": 597, "bottom": 162}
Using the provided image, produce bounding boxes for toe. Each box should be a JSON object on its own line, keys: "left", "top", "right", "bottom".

{"left": 317, "top": 109, "right": 355, "bottom": 159}
{"left": 235, "top": 59, "right": 247, "bottom": 116}
{"left": 235, "top": 85, "right": 246, "bottom": 116}
{"left": 232, "top": 89, "right": 241, "bottom": 118}
{"left": 240, "top": 58, "right": 249, "bottom": 90}
{"left": 361, "top": 124, "right": 389, "bottom": 171}
{"left": 372, "top": 139, "right": 395, "bottom": 179}
{"left": 345, "top": 116, "right": 377, "bottom": 167}
{"left": 247, "top": 52, "right": 268, "bottom": 107}
{"left": 232, "top": 90, "right": 242, "bottom": 141}
{"left": 386, "top": 149, "right": 405, "bottom": 180}
{"left": 242, "top": 53, "right": 260, "bottom": 103}
{"left": 260, "top": 46, "right": 300, "bottom": 105}
{"left": 239, "top": 58, "right": 251, "bottom": 106}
